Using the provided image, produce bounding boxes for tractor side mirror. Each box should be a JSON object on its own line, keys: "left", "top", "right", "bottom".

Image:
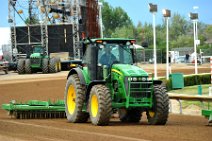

{"left": 141, "top": 41, "right": 148, "bottom": 48}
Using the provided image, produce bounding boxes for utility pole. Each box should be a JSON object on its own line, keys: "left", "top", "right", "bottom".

{"left": 162, "top": 9, "right": 171, "bottom": 80}
{"left": 149, "top": 3, "right": 158, "bottom": 80}
{"left": 29, "top": 0, "right": 33, "bottom": 25}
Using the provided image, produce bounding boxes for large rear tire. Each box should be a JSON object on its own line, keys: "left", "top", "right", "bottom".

{"left": 17, "top": 59, "right": 25, "bottom": 74}
{"left": 118, "top": 108, "right": 141, "bottom": 123}
{"left": 65, "top": 74, "right": 89, "bottom": 123}
{"left": 89, "top": 85, "right": 112, "bottom": 126}
{"left": 146, "top": 85, "right": 169, "bottom": 125}
{"left": 42, "top": 58, "right": 49, "bottom": 74}
{"left": 25, "top": 59, "right": 32, "bottom": 74}
{"left": 49, "top": 58, "right": 57, "bottom": 73}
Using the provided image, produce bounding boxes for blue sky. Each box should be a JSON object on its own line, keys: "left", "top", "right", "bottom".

{"left": 0, "top": 0, "right": 212, "bottom": 27}
{"left": 105, "top": 0, "right": 212, "bottom": 25}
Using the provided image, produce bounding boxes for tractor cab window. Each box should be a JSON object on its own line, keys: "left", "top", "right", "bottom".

{"left": 33, "top": 46, "right": 43, "bottom": 53}
{"left": 98, "top": 43, "right": 133, "bottom": 66}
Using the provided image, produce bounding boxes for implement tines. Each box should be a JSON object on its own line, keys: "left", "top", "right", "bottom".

{"left": 2, "top": 100, "right": 66, "bottom": 119}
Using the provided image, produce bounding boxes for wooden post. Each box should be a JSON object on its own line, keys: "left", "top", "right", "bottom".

{"left": 210, "top": 57, "right": 212, "bottom": 96}
{"left": 211, "top": 57, "right": 212, "bottom": 84}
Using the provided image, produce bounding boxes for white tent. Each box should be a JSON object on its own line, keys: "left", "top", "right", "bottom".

{"left": 0, "top": 27, "right": 10, "bottom": 55}
{"left": 133, "top": 44, "right": 144, "bottom": 49}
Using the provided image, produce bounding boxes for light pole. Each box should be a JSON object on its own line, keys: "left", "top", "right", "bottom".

{"left": 149, "top": 3, "right": 158, "bottom": 80}
{"left": 189, "top": 12, "right": 199, "bottom": 75}
{"left": 162, "top": 9, "right": 171, "bottom": 80}
{"left": 98, "top": 2, "right": 103, "bottom": 38}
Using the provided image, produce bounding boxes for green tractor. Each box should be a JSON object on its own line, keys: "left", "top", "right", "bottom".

{"left": 64, "top": 38, "right": 169, "bottom": 126}
{"left": 17, "top": 45, "right": 61, "bottom": 74}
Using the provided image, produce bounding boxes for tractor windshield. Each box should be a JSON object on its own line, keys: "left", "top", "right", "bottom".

{"left": 33, "top": 46, "right": 43, "bottom": 53}
{"left": 98, "top": 43, "right": 133, "bottom": 66}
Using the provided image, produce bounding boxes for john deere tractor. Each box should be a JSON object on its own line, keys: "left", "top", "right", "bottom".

{"left": 64, "top": 38, "right": 169, "bottom": 126}
{"left": 17, "top": 45, "right": 61, "bottom": 74}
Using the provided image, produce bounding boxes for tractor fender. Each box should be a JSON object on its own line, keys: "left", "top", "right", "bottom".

{"left": 67, "top": 68, "right": 86, "bottom": 85}
{"left": 85, "top": 80, "right": 106, "bottom": 102}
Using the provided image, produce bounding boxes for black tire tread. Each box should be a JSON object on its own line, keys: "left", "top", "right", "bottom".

{"left": 49, "top": 58, "right": 57, "bottom": 73}
{"left": 17, "top": 59, "right": 25, "bottom": 74}
{"left": 25, "top": 59, "right": 31, "bottom": 74}
{"left": 42, "top": 58, "right": 49, "bottom": 73}
{"left": 89, "top": 85, "right": 112, "bottom": 126}
{"left": 147, "top": 85, "right": 169, "bottom": 125}
{"left": 65, "top": 74, "right": 88, "bottom": 123}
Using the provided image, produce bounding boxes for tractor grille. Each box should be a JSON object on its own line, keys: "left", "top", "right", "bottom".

{"left": 31, "top": 58, "right": 40, "bottom": 65}
{"left": 129, "top": 81, "right": 153, "bottom": 99}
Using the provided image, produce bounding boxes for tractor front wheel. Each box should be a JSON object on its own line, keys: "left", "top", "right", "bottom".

{"left": 65, "top": 74, "right": 88, "bottom": 123}
{"left": 17, "top": 59, "right": 25, "bottom": 74}
{"left": 89, "top": 85, "right": 112, "bottom": 126}
{"left": 118, "top": 108, "right": 141, "bottom": 123}
{"left": 146, "top": 85, "right": 169, "bottom": 125}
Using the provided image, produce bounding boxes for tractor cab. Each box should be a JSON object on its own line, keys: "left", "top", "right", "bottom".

{"left": 32, "top": 45, "right": 44, "bottom": 54}
{"left": 30, "top": 45, "right": 46, "bottom": 59}
{"left": 82, "top": 38, "right": 137, "bottom": 81}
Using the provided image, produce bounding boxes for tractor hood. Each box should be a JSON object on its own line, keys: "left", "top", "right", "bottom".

{"left": 30, "top": 53, "right": 41, "bottom": 58}
{"left": 112, "top": 64, "right": 148, "bottom": 77}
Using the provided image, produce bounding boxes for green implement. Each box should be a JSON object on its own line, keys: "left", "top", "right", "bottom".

{"left": 2, "top": 100, "right": 66, "bottom": 119}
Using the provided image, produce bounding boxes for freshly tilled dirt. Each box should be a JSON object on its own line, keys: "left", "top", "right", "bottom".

{"left": 0, "top": 64, "right": 211, "bottom": 141}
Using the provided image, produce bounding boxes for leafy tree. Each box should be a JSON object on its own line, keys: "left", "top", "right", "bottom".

{"left": 101, "top": 0, "right": 133, "bottom": 37}
{"left": 169, "top": 13, "right": 188, "bottom": 40}
{"left": 111, "top": 25, "right": 134, "bottom": 38}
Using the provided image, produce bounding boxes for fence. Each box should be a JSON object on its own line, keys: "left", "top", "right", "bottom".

{"left": 136, "top": 49, "right": 163, "bottom": 64}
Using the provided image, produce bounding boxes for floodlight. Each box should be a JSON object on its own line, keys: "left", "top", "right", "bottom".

{"left": 189, "top": 12, "right": 198, "bottom": 20}
{"left": 162, "top": 9, "right": 171, "bottom": 17}
{"left": 149, "top": 3, "right": 157, "bottom": 13}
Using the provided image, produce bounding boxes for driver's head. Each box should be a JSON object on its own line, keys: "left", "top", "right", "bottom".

{"left": 104, "top": 46, "right": 112, "bottom": 54}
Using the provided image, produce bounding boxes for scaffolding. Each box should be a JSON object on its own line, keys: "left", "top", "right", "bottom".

{"left": 8, "top": 0, "right": 100, "bottom": 62}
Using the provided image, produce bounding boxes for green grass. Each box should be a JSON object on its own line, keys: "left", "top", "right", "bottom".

{"left": 170, "top": 84, "right": 210, "bottom": 95}
{"left": 169, "top": 84, "right": 212, "bottom": 109}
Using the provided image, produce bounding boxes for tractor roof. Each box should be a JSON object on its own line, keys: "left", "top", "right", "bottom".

{"left": 84, "top": 38, "right": 136, "bottom": 44}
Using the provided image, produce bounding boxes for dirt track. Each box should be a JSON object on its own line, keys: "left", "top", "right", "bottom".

{"left": 0, "top": 64, "right": 211, "bottom": 141}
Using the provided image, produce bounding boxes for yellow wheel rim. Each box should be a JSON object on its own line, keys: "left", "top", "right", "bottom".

{"left": 59, "top": 63, "right": 61, "bottom": 71}
{"left": 91, "top": 94, "right": 98, "bottom": 117}
{"left": 55, "top": 63, "right": 58, "bottom": 72}
{"left": 149, "top": 111, "right": 155, "bottom": 117}
{"left": 67, "top": 84, "right": 76, "bottom": 114}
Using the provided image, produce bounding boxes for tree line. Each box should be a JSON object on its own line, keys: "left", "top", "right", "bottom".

{"left": 101, "top": 0, "right": 212, "bottom": 51}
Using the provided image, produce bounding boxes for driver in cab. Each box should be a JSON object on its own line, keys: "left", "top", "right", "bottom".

{"left": 100, "top": 46, "right": 117, "bottom": 67}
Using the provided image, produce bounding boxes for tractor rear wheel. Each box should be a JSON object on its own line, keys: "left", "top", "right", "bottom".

{"left": 49, "top": 58, "right": 57, "bottom": 73}
{"left": 25, "top": 59, "right": 32, "bottom": 74}
{"left": 17, "top": 59, "right": 25, "bottom": 74}
{"left": 89, "top": 85, "right": 112, "bottom": 126}
{"left": 42, "top": 58, "right": 49, "bottom": 73}
{"left": 118, "top": 108, "right": 141, "bottom": 123}
{"left": 146, "top": 85, "right": 169, "bottom": 125}
{"left": 65, "top": 74, "right": 89, "bottom": 123}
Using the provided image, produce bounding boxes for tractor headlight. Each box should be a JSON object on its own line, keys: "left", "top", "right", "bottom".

{"left": 142, "top": 77, "right": 147, "bottom": 81}
{"left": 132, "top": 77, "right": 137, "bottom": 81}
{"left": 128, "top": 77, "right": 132, "bottom": 81}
